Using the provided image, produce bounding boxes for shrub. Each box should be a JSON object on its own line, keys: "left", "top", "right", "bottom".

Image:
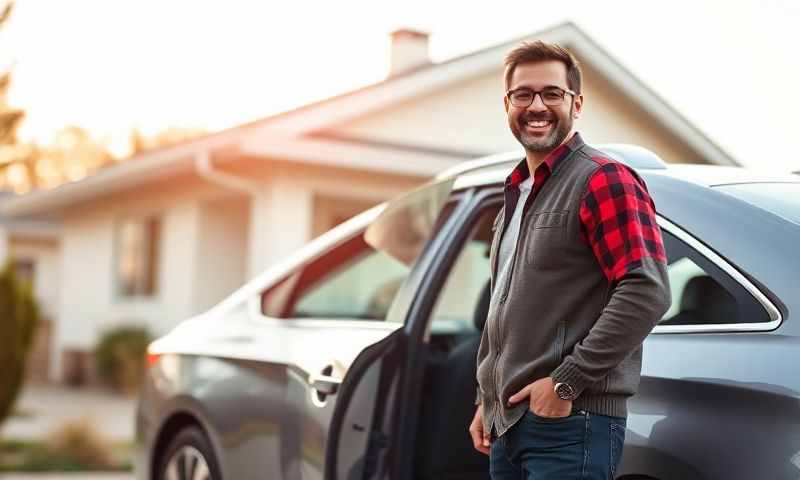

{"left": 94, "top": 325, "right": 152, "bottom": 394}
{"left": 42, "top": 418, "right": 114, "bottom": 470}
{"left": 0, "top": 261, "right": 40, "bottom": 429}
{"left": 0, "top": 423, "right": 133, "bottom": 472}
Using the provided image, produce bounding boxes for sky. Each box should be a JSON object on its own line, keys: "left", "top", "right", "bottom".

{"left": 2, "top": 0, "right": 799, "bottom": 171}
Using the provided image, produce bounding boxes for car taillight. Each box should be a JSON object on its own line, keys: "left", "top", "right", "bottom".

{"left": 146, "top": 352, "right": 161, "bottom": 369}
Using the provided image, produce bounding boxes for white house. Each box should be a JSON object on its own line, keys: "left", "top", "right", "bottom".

{"left": 0, "top": 22, "right": 737, "bottom": 382}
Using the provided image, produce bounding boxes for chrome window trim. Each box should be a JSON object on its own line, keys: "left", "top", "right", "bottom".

{"left": 653, "top": 216, "right": 782, "bottom": 334}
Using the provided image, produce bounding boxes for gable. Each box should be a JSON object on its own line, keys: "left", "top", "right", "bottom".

{"left": 324, "top": 62, "right": 706, "bottom": 166}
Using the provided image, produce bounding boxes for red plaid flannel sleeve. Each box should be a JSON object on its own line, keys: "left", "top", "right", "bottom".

{"left": 579, "top": 161, "right": 667, "bottom": 283}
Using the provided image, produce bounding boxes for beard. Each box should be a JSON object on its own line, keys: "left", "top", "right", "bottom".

{"left": 511, "top": 105, "right": 573, "bottom": 153}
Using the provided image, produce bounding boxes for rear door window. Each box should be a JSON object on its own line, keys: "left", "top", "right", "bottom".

{"left": 659, "top": 229, "right": 771, "bottom": 327}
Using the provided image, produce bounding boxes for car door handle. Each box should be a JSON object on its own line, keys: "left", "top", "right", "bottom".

{"left": 310, "top": 374, "right": 342, "bottom": 396}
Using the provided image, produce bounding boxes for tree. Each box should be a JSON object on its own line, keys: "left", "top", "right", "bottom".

{"left": 129, "top": 126, "right": 206, "bottom": 155}
{"left": 0, "top": 1, "right": 33, "bottom": 192}
{"left": 0, "top": 261, "right": 39, "bottom": 428}
{"left": 34, "top": 126, "right": 113, "bottom": 189}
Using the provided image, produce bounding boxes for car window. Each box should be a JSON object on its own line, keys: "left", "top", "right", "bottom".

{"left": 428, "top": 204, "right": 500, "bottom": 335}
{"left": 261, "top": 178, "right": 457, "bottom": 321}
{"left": 261, "top": 233, "right": 409, "bottom": 320}
{"left": 659, "top": 229, "right": 770, "bottom": 326}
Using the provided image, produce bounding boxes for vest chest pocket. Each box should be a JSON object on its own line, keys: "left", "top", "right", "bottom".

{"left": 525, "top": 210, "right": 569, "bottom": 269}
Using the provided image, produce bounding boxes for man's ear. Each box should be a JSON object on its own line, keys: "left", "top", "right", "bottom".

{"left": 503, "top": 94, "right": 510, "bottom": 114}
{"left": 572, "top": 94, "right": 584, "bottom": 119}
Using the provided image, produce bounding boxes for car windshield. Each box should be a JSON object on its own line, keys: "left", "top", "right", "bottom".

{"left": 714, "top": 182, "right": 800, "bottom": 225}
{"left": 365, "top": 178, "right": 455, "bottom": 266}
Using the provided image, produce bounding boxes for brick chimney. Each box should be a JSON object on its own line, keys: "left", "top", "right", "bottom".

{"left": 389, "top": 29, "right": 431, "bottom": 77}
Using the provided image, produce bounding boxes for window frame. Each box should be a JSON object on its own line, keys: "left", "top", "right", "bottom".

{"left": 251, "top": 223, "right": 400, "bottom": 331}
{"left": 249, "top": 191, "right": 467, "bottom": 330}
{"left": 112, "top": 214, "right": 162, "bottom": 301}
{"left": 652, "top": 215, "right": 782, "bottom": 334}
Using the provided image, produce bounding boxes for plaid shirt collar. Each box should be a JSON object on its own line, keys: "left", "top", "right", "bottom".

{"left": 505, "top": 132, "right": 585, "bottom": 188}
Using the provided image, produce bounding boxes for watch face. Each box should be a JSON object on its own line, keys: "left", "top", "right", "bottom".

{"left": 556, "top": 382, "right": 575, "bottom": 400}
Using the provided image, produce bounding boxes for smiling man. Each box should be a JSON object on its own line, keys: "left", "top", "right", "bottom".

{"left": 468, "top": 41, "right": 672, "bottom": 479}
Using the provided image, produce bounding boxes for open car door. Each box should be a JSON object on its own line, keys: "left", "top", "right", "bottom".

{"left": 324, "top": 328, "right": 407, "bottom": 480}
{"left": 323, "top": 178, "right": 471, "bottom": 480}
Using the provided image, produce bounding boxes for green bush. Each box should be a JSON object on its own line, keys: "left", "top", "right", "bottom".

{"left": 0, "top": 261, "right": 40, "bottom": 429}
{"left": 94, "top": 325, "right": 152, "bottom": 394}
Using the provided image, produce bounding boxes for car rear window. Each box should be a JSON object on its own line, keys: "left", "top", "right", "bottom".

{"left": 715, "top": 182, "right": 800, "bottom": 225}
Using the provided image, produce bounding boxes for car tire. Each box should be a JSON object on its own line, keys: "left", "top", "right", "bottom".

{"left": 157, "top": 426, "right": 221, "bottom": 480}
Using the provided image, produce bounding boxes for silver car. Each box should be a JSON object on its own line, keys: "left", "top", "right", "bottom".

{"left": 135, "top": 145, "right": 800, "bottom": 480}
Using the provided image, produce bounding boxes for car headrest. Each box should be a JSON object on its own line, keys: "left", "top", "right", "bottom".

{"left": 679, "top": 275, "right": 739, "bottom": 324}
{"left": 473, "top": 281, "right": 491, "bottom": 331}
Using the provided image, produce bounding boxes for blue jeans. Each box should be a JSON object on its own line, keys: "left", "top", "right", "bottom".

{"left": 489, "top": 410, "right": 626, "bottom": 480}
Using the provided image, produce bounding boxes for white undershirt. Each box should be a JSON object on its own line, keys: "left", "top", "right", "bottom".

{"left": 491, "top": 175, "right": 534, "bottom": 304}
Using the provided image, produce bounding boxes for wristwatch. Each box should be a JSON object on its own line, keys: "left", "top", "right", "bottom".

{"left": 554, "top": 382, "right": 577, "bottom": 400}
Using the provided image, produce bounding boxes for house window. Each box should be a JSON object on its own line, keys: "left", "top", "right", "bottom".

{"left": 13, "top": 258, "right": 36, "bottom": 287}
{"left": 116, "top": 217, "right": 160, "bottom": 297}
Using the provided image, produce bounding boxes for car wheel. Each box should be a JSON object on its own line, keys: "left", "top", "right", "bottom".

{"left": 157, "top": 426, "right": 221, "bottom": 480}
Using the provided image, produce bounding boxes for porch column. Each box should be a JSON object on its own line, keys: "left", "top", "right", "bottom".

{"left": 247, "top": 176, "right": 313, "bottom": 279}
{"left": 0, "top": 227, "right": 8, "bottom": 266}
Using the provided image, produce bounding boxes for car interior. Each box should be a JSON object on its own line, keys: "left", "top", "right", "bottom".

{"left": 659, "top": 275, "right": 739, "bottom": 326}
{"left": 412, "top": 207, "right": 498, "bottom": 480}
{"left": 414, "top": 279, "right": 490, "bottom": 480}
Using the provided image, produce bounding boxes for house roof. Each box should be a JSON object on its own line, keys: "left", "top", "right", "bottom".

{"left": 1, "top": 21, "right": 738, "bottom": 218}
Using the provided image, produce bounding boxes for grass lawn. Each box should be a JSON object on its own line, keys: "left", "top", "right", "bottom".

{"left": 0, "top": 438, "right": 132, "bottom": 472}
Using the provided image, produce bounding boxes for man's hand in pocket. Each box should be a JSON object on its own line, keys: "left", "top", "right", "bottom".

{"left": 507, "top": 377, "right": 572, "bottom": 418}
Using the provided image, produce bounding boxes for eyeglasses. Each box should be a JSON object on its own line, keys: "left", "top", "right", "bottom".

{"left": 506, "top": 87, "right": 576, "bottom": 108}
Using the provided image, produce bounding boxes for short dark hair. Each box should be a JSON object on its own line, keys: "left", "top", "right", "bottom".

{"left": 504, "top": 41, "right": 582, "bottom": 94}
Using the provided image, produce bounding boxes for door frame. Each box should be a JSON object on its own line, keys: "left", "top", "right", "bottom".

{"left": 388, "top": 185, "right": 503, "bottom": 479}
{"left": 323, "top": 188, "right": 476, "bottom": 480}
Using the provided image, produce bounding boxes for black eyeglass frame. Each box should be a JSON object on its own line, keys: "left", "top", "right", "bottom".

{"left": 506, "top": 86, "right": 577, "bottom": 108}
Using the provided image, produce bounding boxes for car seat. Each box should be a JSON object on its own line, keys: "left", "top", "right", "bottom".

{"left": 661, "top": 275, "right": 739, "bottom": 325}
{"left": 415, "top": 281, "right": 490, "bottom": 480}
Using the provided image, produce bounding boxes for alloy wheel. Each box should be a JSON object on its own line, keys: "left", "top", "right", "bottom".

{"left": 164, "top": 445, "right": 212, "bottom": 480}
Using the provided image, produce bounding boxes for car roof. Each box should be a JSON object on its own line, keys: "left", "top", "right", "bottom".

{"left": 439, "top": 144, "right": 799, "bottom": 190}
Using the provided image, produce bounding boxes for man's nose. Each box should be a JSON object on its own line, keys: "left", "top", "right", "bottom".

{"left": 527, "top": 93, "right": 548, "bottom": 112}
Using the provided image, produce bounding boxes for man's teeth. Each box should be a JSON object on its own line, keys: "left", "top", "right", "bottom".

{"left": 526, "top": 120, "right": 551, "bottom": 127}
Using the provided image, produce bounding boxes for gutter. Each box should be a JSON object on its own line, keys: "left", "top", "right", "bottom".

{"left": 193, "top": 152, "right": 261, "bottom": 194}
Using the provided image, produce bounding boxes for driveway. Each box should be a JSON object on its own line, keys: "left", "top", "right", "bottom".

{"left": 1, "top": 383, "right": 136, "bottom": 442}
{"left": 0, "top": 474, "right": 132, "bottom": 480}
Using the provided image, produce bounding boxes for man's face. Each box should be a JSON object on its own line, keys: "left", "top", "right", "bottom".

{"left": 504, "top": 60, "right": 583, "bottom": 154}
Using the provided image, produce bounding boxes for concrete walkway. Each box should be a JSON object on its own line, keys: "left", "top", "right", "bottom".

{"left": 1, "top": 383, "right": 136, "bottom": 442}
{"left": 0, "top": 474, "right": 132, "bottom": 479}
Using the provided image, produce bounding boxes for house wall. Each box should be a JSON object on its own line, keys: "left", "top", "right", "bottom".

{"left": 232, "top": 160, "right": 423, "bottom": 278}
{"left": 333, "top": 66, "right": 706, "bottom": 165}
{"left": 52, "top": 177, "right": 235, "bottom": 381}
{"left": 194, "top": 196, "right": 250, "bottom": 313}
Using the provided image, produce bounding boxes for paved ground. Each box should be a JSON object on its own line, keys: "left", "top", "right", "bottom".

{"left": 0, "top": 474, "right": 132, "bottom": 480}
{"left": 1, "top": 382, "right": 137, "bottom": 442}
{"left": 0, "top": 474, "right": 133, "bottom": 479}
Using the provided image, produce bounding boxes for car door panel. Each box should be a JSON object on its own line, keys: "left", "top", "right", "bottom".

{"left": 325, "top": 329, "right": 406, "bottom": 480}
{"left": 623, "top": 334, "right": 800, "bottom": 480}
{"left": 285, "top": 323, "right": 401, "bottom": 480}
